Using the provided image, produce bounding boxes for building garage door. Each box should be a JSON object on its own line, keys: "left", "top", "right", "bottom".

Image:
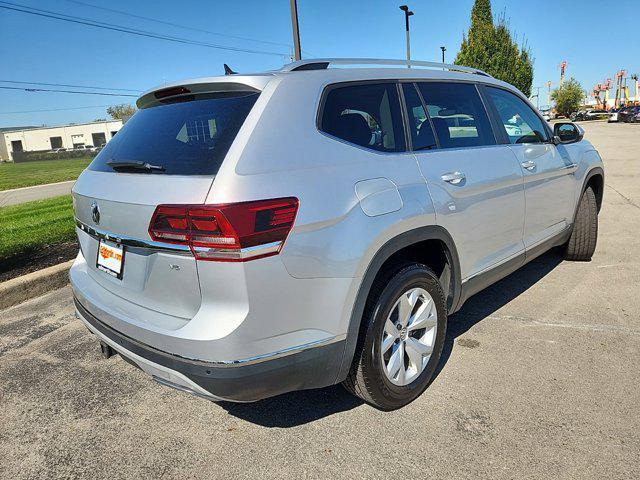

{"left": 50, "top": 136, "right": 63, "bottom": 149}
{"left": 92, "top": 132, "right": 106, "bottom": 147}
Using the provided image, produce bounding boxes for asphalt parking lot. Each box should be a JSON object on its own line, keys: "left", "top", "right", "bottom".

{"left": 1, "top": 121, "right": 639, "bottom": 479}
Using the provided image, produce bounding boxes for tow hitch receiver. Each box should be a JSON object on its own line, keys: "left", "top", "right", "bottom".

{"left": 99, "top": 341, "right": 116, "bottom": 359}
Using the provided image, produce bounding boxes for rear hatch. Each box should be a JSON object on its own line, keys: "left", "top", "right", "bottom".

{"left": 73, "top": 84, "right": 261, "bottom": 322}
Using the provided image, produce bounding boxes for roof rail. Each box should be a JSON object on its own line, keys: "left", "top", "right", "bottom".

{"left": 280, "top": 58, "right": 492, "bottom": 77}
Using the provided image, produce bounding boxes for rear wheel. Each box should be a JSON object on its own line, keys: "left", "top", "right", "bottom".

{"left": 565, "top": 186, "right": 598, "bottom": 261}
{"left": 343, "top": 263, "right": 447, "bottom": 410}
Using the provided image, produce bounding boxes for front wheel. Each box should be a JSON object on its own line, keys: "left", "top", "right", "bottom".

{"left": 565, "top": 186, "right": 598, "bottom": 261}
{"left": 343, "top": 263, "right": 447, "bottom": 410}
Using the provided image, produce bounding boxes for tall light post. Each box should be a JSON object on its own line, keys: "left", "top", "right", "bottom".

{"left": 289, "top": 0, "right": 302, "bottom": 61}
{"left": 440, "top": 46, "right": 446, "bottom": 64}
{"left": 399, "top": 5, "right": 413, "bottom": 67}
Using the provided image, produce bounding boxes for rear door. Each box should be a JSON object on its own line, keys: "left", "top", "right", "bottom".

{"left": 405, "top": 82, "right": 525, "bottom": 280}
{"left": 482, "top": 85, "right": 576, "bottom": 248}
{"left": 73, "top": 89, "right": 260, "bottom": 320}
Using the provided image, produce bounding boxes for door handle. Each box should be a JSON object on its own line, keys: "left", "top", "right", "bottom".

{"left": 441, "top": 171, "right": 466, "bottom": 185}
{"left": 521, "top": 160, "right": 536, "bottom": 171}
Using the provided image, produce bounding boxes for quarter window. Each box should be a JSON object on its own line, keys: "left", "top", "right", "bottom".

{"left": 401, "top": 83, "right": 437, "bottom": 151}
{"left": 485, "top": 87, "right": 549, "bottom": 144}
{"left": 417, "top": 82, "right": 495, "bottom": 149}
{"left": 320, "top": 83, "right": 406, "bottom": 152}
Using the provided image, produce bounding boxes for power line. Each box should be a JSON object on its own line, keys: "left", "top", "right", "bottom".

{"left": 0, "top": 79, "right": 141, "bottom": 93}
{"left": 0, "top": 2, "right": 288, "bottom": 57}
{"left": 64, "top": 0, "right": 292, "bottom": 49}
{"left": 0, "top": 105, "right": 111, "bottom": 115}
{"left": 0, "top": 85, "right": 138, "bottom": 97}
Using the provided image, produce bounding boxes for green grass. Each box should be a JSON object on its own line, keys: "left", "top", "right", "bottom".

{"left": 0, "top": 157, "right": 92, "bottom": 190}
{"left": 0, "top": 195, "right": 75, "bottom": 259}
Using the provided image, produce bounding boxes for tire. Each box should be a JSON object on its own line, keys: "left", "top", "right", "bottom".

{"left": 343, "top": 263, "right": 447, "bottom": 410}
{"left": 565, "top": 186, "right": 598, "bottom": 261}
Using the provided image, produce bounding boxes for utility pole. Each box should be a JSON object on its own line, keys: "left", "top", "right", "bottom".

{"left": 531, "top": 86, "right": 542, "bottom": 109}
{"left": 547, "top": 81, "right": 552, "bottom": 107}
{"left": 440, "top": 46, "right": 446, "bottom": 64}
{"left": 399, "top": 5, "right": 413, "bottom": 68}
{"left": 289, "top": 0, "right": 302, "bottom": 61}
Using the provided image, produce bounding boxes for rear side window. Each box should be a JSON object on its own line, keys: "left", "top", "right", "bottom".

{"left": 485, "top": 87, "right": 549, "bottom": 144}
{"left": 89, "top": 91, "right": 259, "bottom": 175}
{"left": 401, "top": 83, "right": 437, "bottom": 151}
{"left": 320, "top": 83, "right": 406, "bottom": 152}
{"left": 417, "top": 82, "right": 495, "bottom": 149}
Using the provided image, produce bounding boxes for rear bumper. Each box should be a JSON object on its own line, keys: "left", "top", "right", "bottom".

{"left": 75, "top": 298, "right": 345, "bottom": 402}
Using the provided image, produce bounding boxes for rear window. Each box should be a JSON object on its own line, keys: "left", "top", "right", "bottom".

{"left": 320, "top": 83, "right": 406, "bottom": 152}
{"left": 89, "top": 91, "right": 259, "bottom": 175}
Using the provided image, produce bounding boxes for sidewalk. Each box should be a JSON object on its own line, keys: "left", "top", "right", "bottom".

{"left": 0, "top": 180, "right": 74, "bottom": 207}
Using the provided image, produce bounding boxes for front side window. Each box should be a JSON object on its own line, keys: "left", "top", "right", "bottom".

{"left": 320, "top": 83, "right": 406, "bottom": 152}
{"left": 485, "top": 87, "right": 549, "bottom": 144}
{"left": 401, "top": 83, "right": 437, "bottom": 151}
{"left": 417, "top": 82, "right": 495, "bottom": 149}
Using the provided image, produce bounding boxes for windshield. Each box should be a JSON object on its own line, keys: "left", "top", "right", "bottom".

{"left": 89, "top": 91, "right": 259, "bottom": 175}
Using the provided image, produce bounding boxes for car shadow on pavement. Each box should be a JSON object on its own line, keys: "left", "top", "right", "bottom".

{"left": 219, "top": 384, "right": 363, "bottom": 427}
{"left": 433, "top": 248, "right": 564, "bottom": 381}
{"left": 220, "top": 250, "right": 563, "bottom": 427}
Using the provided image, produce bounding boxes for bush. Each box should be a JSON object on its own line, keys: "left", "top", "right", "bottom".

{"left": 12, "top": 149, "right": 97, "bottom": 163}
{"left": 551, "top": 78, "right": 584, "bottom": 117}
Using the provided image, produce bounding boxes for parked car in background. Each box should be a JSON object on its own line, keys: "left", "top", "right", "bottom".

{"left": 571, "top": 110, "right": 586, "bottom": 121}
{"left": 539, "top": 107, "right": 554, "bottom": 121}
{"left": 608, "top": 108, "right": 622, "bottom": 123}
{"left": 619, "top": 105, "right": 640, "bottom": 123}
{"left": 74, "top": 145, "right": 98, "bottom": 152}
{"left": 70, "top": 58, "right": 604, "bottom": 410}
{"left": 585, "top": 109, "right": 608, "bottom": 121}
{"left": 50, "top": 147, "right": 68, "bottom": 154}
{"left": 573, "top": 109, "right": 607, "bottom": 121}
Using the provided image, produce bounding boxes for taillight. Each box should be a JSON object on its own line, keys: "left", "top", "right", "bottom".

{"left": 148, "top": 198, "right": 299, "bottom": 262}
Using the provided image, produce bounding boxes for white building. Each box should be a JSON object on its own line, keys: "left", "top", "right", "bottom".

{"left": 0, "top": 119, "right": 122, "bottom": 161}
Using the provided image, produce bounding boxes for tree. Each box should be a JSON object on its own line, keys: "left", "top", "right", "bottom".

{"left": 107, "top": 104, "right": 136, "bottom": 120}
{"left": 551, "top": 78, "right": 583, "bottom": 117}
{"left": 454, "top": 0, "right": 534, "bottom": 96}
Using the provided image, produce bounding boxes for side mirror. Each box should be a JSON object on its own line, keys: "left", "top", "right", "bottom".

{"left": 553, "top": 122, "right": 584, "bottom": 145}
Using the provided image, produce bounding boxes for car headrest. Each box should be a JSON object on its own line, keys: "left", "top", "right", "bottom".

{"left": 431, "top": 117, "right": 451, "bottom": 148}
{"left": 330, "top": 113, "right": 372, "bottom": 147}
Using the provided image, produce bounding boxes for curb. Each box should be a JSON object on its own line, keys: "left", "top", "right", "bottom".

{"left": 0, "top": 260, "right": 74, "bottom": 310}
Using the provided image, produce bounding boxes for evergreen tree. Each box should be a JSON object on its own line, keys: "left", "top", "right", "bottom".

{"left": 455, "top": 0, "right": 534, "bottom": 96}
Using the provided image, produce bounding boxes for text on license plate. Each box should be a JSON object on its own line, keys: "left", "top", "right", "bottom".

{"left": 97, "top": 240, "right": 124, "bottom": 278}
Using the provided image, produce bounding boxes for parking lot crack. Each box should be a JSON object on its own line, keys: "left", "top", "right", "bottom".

{"left": 606, "top": 183, "right": 640, "bottom": 210}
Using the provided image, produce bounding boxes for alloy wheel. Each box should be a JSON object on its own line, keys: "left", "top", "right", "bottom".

{"left": 380, "top": 287, "right": 438, "bottom": 386}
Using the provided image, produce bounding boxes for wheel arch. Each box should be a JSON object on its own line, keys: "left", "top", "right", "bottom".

{"left": 335, "top": 225, "right": 462, "bottom": 383}
{"left": 583, "top": 166, "right": 604, "bottom": 213}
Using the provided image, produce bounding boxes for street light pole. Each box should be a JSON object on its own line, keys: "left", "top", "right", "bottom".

{"left": 399, "top": 5, "right": 413, "bottom": 68}
{"left": 440, "top": 46, "right": 446, "bottom": 64}
{"left": 289, "top": 0, "right": 302, "bottom": 61}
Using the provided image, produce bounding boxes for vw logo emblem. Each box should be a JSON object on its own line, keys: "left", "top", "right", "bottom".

{"left": 91, "top": 201, "right": 100, "bottom": 224}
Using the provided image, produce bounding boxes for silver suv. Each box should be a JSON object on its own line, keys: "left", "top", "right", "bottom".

{"left": 71, "top": 59, "right": 604, "bottom": 410}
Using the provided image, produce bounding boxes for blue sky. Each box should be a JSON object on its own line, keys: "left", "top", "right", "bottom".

{"left": 0, "top": 0, "right": 638, "bottom": 127}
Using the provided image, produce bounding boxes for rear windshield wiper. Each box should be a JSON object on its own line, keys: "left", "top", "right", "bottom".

{"left": 107, "top": 160, "right": 166, "bottom": 172}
